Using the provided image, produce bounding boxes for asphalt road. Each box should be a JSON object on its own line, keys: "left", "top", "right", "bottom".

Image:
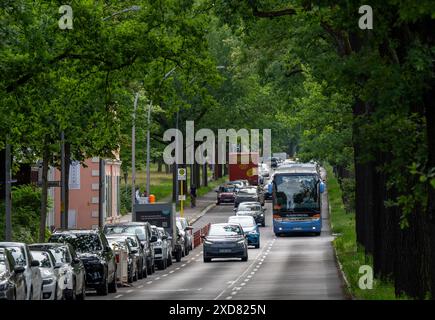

{"left": 89, "top": 176, "right": 346, "bottom": 300}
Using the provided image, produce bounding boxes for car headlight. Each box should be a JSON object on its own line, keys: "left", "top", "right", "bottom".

{"left": 237, "top": 240, "right": 245, "bottom": 245}
{"left": 260, "top": 213, "right": 264, "bottom": 216}
{"left": 204, "top": 240, "right": 213, "bottom": 245}
{"left": 43, "top": 278, "right": 54, "bottom": 285}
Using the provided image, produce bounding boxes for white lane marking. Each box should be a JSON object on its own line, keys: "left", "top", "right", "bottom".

{"left": 114, "top": 294, "right": 123, "bottom": 299}
{"left": 225, "top": 296, "right": 233, "bottom": 300}
{"left": 138, "top": 285, "right": 144, "bottom": 288}
{"left": 155, "top": 277, "right": 161, "bottom": 280}
{"left": 254, "top": 268, "right": 258, "bottom": 272}
{"left": 176, "top": 267, "right": 180, "bottom": 270}
{"left": 162, "top": 274, "right": 168, "bottom": 277}
{"left": 181, "top": 264, "right": 186, "bottom": 267}
{"left": 196, "top": 254, "right": 200, "bottom": 257}
{"left": 169, "top": 270, "right": 174, "bottom": 273}
{"left": 231, "top": 291, "right": 237, "bottom": 295}
{"left": 240, "top": 283, "right": 246, "bottom": 286}
{"left": 146, "top": 281, "right": 152, "bottom": 284}
{"left": 234, "top": 287, "right": 241, "bottom": 291}
{"left": 247, "top": 275, "right": 252, "bottom": 278}
{"left": 250, "top": 272, "right": 255, "bottom": 275}
{"left": 126, "top": 290, "right": 133, "bottom": 293}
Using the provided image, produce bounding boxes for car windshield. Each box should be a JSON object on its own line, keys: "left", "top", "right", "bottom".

{"left": 4, "top": 246, "right": 26, "bottom": 267}
{"left": 247, "top": 205, "right": 261, "bottom": 211}
{"left": 208, "top": 224, "right": 243, "bottom": 236}
{"left": 31, "top": 251, "right": 52, "bottom": 268}
{"left": 274, "top": 174, "right": 319, "bottom": 211}
{"left": 52, "top": 234, "right": 103, "bottom": 253}
{"left": 228, "top": 216, "right": 255, "bottom": 228}
{"left": 106, "top": 226, "right": 146, "bottom": 241}
{"left": 49, "top": 247, "right": 71, "bottom": 264}
{"left": 220, "top": 186, "right": 235, "bottom": 192}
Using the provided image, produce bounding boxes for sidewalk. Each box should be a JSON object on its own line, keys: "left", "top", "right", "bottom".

{"left": 118, "top": 190, "right": 218, "bottom": 225}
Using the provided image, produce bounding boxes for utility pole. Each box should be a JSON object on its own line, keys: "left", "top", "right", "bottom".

{"left": 60, "top": 131, "right": 67, "bottom": 229}
{"left": 99, "top": 157, "right": 105, "bottom": 228}
{"left": 146, "top": 100, "right": 152, "bottom": 196}
{"left": 131, "top": 92, "right": 139, "bottom": 211}
{"left": 5, "top": 140, "right": 12, "bottom": 241}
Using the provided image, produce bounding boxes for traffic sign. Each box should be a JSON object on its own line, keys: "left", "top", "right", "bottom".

{"left": 177, "top": 168, "right": 186, "bottom": 180}
{"left": 178, "top": 195, "right": 186, "bottom": 201}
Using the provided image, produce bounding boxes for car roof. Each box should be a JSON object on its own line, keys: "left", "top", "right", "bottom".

{"left": 29, "top": 243, "right": 66, "bottom": 248}
{"left": 105, "top": 222, "right": 149, "bottom": 227}
{"left": 211, "top": 223, "right": 240, "bottom": 227}
{"left": 0, "top": 242, "right": 26, "bottom": 247}
{"left": 238, "top": 202, "right": 261, "bottom": 206}
{"left": 52, "top": 229, "right": 99, "bottom": 234}
{"left": 106, "top": 233, "right": 138, "bottom": 238}
{"left": 229, "top": 215, "right": 255, "bottom": 221}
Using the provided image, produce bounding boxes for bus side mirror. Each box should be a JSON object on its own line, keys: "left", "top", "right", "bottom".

{"left": 320, "top": 182, "right": 325, "bottom": 194}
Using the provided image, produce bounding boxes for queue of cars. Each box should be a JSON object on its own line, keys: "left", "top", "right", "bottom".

{"left": 0, "top": 217, "right": 195, "bottom": 300}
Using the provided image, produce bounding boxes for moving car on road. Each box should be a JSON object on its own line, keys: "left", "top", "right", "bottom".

{"left": 0, "top": 248, "right": 26, "bottom": 300}
{"left": 234, "top": 187, "right": 262, "bottom": 208}
{"left": 228, "top": 216, "right": 260, "bottom": 248}
{"left": 29, "top": 243, "right": 86, "bottom": 300}
{"left": 234, "top": 202, "right": 265, "bottom": 227}
{"left": 202, "top": 223, "right": 248, "bottom": 262}
{"left": 49, "top": 230, "right": 117, "bottom": 296}
{"left": 0, "top": 242, "right": 42, "bottom": 300}
{"left": 215, "top": 184, "right": 237, "bottom": 205}
{"left": 104, "top": 222, "right": 156, "bottom": 276}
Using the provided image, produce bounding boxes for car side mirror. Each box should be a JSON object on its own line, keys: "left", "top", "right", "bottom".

{"left": 14, "top": 266, "right": 25, "bottom": 273}
{"left": 319, "top": 182, "right": 325, "bottom": 194}
{"left": 150, "top": 235, "right": 158, "bottom": 242}
{"left": 30, "top": 260, "right": 40, "bottom": 267}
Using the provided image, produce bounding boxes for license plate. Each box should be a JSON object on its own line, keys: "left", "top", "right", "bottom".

{"left": 219, "top": 249, "right": 231, "bottom": 253}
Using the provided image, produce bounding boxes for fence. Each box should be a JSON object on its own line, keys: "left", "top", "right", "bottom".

{"left": 193, "top": 223, "right": 211, "bottom": 248}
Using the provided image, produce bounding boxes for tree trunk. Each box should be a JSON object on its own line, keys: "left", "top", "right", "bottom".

{"left": 157, "top": 160, "right": 163, "bottom": 173}
{"left": 165, "top": 164, "right": 169, "bottom": 174}
{"left": 64, "top": 142, "right": 71, "bottom": 227}
{"left": 202, "top": 163, "right": 208, "bottom": 187}
{"left": 124, "top": 172, "right": 128, "bottom": 185}
{"left": 39, "top": 141, "right": 50, "bottom": 242}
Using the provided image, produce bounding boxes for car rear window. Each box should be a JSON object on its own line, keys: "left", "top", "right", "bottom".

{"left": 209, "top": 224, "right": 243, "bottom": 236}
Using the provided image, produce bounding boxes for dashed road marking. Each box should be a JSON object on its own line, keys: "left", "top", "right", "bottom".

{"left": 181, "top": 264, "right": 186, "bottom": 267}
{"left": 138, "top": 285, "right": 144, "bottom": 288}
{"left": 169, "top": 270, "right": 174, "bottom": 273}
{"left": 155, "top": 277, "right": 161, "bottom": 280}
{"left": 126, "top": 290, "right": 133, "bottom": 293}
{"left": 146, "top": 281, "right": 152, "bottom": 284}
{"left": 225, "top": 296, "right": 232, "bottom": 300}
{"left": 114, "top": 294, "right": 123, "bottom": 299}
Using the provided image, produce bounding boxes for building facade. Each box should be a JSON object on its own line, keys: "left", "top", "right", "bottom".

{"left": 47, "top": 157, "right": 121, "bottom": 230}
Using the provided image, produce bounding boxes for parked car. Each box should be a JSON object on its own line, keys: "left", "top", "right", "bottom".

{"left": 0, "top": 248, "right": 26, "bottom": 300}
{"left": 176, "top": 217, "right": 193, "bottom": 253}
{"left": 172, "top": 225, "right": 186, "bottom": 262}
{"left": 29, "top": 243, "right": 86, "bottom": 300}
{"left": 49, "top": 230, "right": 117, "bottom": 296}
{"left": 151, "top": 226, "right": 170, "bottom": 270}
{"left": 234, "top": 188, "right": 262, "bottom": 208}
{"left": 0, "top": 242, "right": 43, "bottom": 300}
{"left": 106, "top": 233, "right": 144, "bottom": 281}
{"left": 106, "top": 237, "right": 138, "bottom": 283}
{"left": 202, "top": 223, "right": 248, "bottom": 262}
{"left": 228, "top": 215, "right": 260, "bottom": 248}
{"left": 29, "top": 249, "right": 62, "bottom": 300}
{"left": 215, "top": 184, "right": 237, "bottom": 205}
{"left": 104, "top": 222, "right": 156, "bottom": 275}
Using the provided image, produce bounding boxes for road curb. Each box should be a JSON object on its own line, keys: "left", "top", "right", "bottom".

{"left": 329, "top": 202, "right": 354, "bottom": 300}
{"left": 189, "top": 203, "right": 217, "bottom": 225}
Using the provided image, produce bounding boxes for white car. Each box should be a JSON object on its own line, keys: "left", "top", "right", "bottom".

{"left": 0, "top": 242, "right": 43, "bottom": 300}
{"left": 152, "top": 226, "right": 171, "bottom": 269}
{"left": 30, "top": 249, "right": 62, "bottom": 300}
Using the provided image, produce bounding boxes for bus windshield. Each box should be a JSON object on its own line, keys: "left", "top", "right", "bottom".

{"left": 273, "top": 174, "right": 319, "bottom": 212}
